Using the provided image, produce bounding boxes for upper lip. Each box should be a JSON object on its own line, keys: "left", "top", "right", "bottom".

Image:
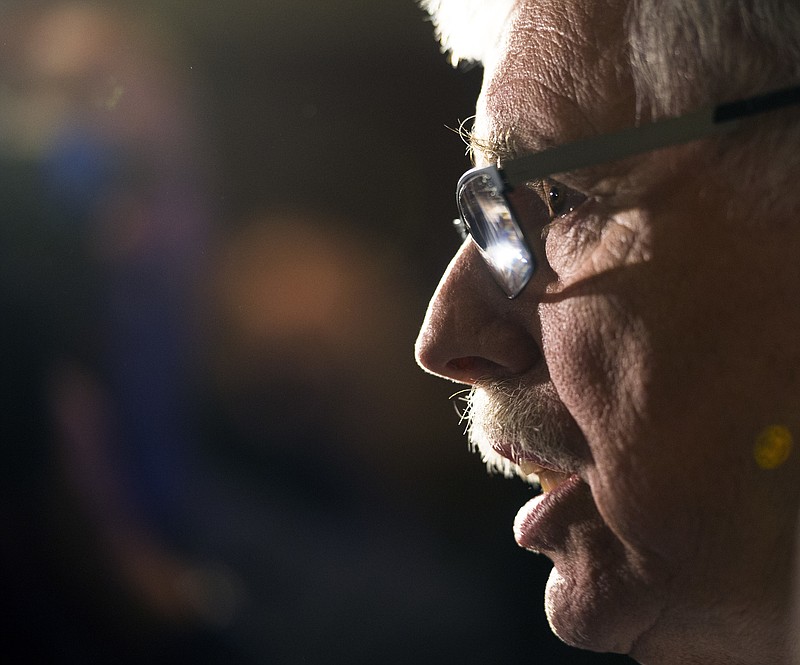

{"left": 490, "top": 441, "right": 573, "bottom": 475}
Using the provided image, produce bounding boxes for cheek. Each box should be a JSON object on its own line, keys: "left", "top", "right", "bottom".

{"left": 540, "top": 213, "right": 664, "bottom": 511}
{"left": 541, "top": 296, "right": 685, "bottom": 550}
{"left": 541, "top": 291, "right": 745, "bottom": 568}
{"left": 545, "top": 212, "right": 649, "bottom": 285}
{"left": 541, "top": 296, "right": 649, "bottom": 453}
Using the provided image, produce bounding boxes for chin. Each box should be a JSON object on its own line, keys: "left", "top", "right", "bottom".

{"left": 543, "top": 562, "right": 661, "bottom": 657}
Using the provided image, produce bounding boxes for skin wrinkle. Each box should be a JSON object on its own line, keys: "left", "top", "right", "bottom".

{"left": 531, "top": 12, "right": 621, "bottom": 127}
{"left": 416, "top": 1, "right": 800, "bottom": 662}
{"left": 471, "top": 1, "right": 635, "bottom": 175}
{"left": 479, "top": 77, "right": 601, "bottom": 158}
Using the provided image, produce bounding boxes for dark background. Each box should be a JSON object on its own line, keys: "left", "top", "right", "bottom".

{"left": 0, "top": 1, "right": 633, "bottom": 663}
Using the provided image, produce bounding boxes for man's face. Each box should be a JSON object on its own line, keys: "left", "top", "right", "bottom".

{"left": 416, "top": 0, "right": 798, "bottom": 659}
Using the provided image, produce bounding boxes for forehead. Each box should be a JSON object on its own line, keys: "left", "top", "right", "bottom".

{"left": 474, "top": 0, "right": 635, "bottom": 162}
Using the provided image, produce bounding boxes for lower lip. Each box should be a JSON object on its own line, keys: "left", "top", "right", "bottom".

{"left": 513, "top": 474, "right": 583, "bottom": 551}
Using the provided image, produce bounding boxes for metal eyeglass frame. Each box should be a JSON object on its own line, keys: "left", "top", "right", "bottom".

{"left": 455, "top": 84, "right": 800, "bottom": 298}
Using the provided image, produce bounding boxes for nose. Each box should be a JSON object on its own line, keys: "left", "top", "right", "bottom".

{"left": 415, "top": 241, "right": 542, "bottom": 385}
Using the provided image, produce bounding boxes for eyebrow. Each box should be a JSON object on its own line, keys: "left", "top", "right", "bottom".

{"left": 466, "top": 129, "right": 519, "bottom": 165}
{"left": 466, "top": 126, "right": 556, "bottom": 168}
{"left": 468, "top": 85, "right": 800, "bottom": 188}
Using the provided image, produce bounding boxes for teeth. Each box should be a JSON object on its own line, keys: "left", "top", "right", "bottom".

{"left": 517, "top": 461, "right": 568, "bottom": 493}
{"left": 517, "top": 460, "right": 546, "bottom": 488}
{"left": 518, "top": 460, "right": 545, "bottom": 477}
{"left": 538, "top": 471, "right": 561, "bottom": 493}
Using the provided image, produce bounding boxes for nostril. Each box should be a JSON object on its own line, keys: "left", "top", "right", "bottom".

{"left": 446, "top": 356, "right": 513, "bottom": 383}
{"left": 415, "top": 241, "right": 544, "bottom": 384}
{"left": 448, "top": 356, "right": 479, "bottom": 372}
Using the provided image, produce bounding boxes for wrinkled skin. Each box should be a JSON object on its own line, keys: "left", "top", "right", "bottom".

{"left": 415, "top": 1, "right": 800, "bottom": 663}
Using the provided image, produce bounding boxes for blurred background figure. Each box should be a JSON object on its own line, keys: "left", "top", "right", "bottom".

{"left": 0, "top": 1, "right": 632, "bottom": 663}
{"left": 0, "top": 3, "right": 221, "bottom": 661}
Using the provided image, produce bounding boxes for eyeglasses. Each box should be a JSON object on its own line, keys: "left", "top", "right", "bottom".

{"left": 455, "top": 84, "right": 800, "bottom": 298}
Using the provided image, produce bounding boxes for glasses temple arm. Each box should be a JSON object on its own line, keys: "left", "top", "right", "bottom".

{"left": 503, "top": 84, "right": 800, "bottom": 188}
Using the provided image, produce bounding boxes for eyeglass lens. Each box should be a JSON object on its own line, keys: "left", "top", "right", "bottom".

{"left": 457, "top": 171, "right": 535, "bottom": 298}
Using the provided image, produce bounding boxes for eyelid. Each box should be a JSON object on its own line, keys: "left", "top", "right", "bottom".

{"left": 520, "top": 178, "right": 547, "bottom": 199}
{"left": 520, "top": 177, "right": 583, "bottom": 213}
{"left": 544, "top": 178, "right": 591, "bottom": 220}
{"left": 545, "top": 176, "right": 583, "bottom": 194}
{"left": 548, "top": 167, "right": 614, "bottom": 199}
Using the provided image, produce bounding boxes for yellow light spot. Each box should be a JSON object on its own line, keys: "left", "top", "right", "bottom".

{"left": 754, "top": 425, "right": 793, "bottom": 470}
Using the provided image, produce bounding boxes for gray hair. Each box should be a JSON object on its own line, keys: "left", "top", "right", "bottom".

{"left": 627, "top": 0, "right": 800, "bottom": 116}
{"left": 627, "top": 0, "right": 800, "bottom": 212}
{"left": 422, "top": 0, "right": 800, "bottom": 213}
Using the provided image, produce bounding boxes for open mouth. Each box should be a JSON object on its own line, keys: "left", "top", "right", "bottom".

{"left": 517, "top": 460, "right": 573, "bottom": 493}
{"left": 478, "top": 441, "right": 588, "bottom": 552}
{"left": 513, "top": 471, "right": 584, "bottom": 551}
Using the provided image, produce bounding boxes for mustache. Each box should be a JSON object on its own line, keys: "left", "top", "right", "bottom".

{"left": 454, "top": 381, "right": 580, "bottom": 477}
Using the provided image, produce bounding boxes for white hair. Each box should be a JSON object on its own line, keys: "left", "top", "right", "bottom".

{"left": 420, "top": 0, "right": 800, "bottom": 212}
{"left": 418, "top": 0, "right": 516, "bottom": 66}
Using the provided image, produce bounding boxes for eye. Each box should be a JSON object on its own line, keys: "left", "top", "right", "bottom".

{"left": 547, "top": 181, "right": 587, "bottom": 218}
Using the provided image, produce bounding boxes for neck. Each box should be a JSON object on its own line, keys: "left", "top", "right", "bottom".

{"left": 631, "top": 598, "right": 793, "bottom": 665}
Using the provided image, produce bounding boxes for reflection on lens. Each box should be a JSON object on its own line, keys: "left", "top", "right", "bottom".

{"left": 457, "top": 169, "right": 534, "bottom": 298}
{"left": 479, "top": 232, "right": 532, "bottom": 298}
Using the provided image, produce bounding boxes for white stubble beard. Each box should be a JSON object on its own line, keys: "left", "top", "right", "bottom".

{"left": 460, "top": 381, "right": 582, "bottom": 477}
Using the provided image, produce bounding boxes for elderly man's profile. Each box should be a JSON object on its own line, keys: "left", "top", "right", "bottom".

{"left": 414, "top": 0, "right": 800, "bottom": 663}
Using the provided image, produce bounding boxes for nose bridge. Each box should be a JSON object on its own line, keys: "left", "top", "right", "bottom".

{"left": 415, "top": 241, "right": 542, "bottom": 384}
